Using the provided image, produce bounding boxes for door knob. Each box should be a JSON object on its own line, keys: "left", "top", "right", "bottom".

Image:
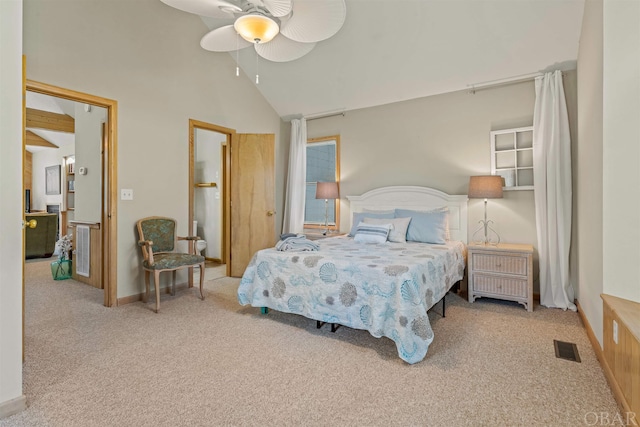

{"left": 27, "top": 219, "right": 37, "bottom": 229}
{"left": 266, "top": 210, "right": 276, "bottom": 216}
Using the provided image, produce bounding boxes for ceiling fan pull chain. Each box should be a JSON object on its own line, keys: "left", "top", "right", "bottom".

{"left": 255, "top": 48, "right": 260, "bottom": 84}
{"left": 235, "top": 33, "right": 240, "bottom": 77}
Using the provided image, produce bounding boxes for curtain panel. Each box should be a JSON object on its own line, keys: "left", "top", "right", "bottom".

{"left": 533, "top": 70, "right": 576, "bottom": 311}
{"left": 282, "top": 118, "right": 307, "bottom": 234}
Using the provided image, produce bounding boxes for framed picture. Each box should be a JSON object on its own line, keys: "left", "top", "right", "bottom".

{"left": 45, "top": 165, "right": 61, "bottom": 195}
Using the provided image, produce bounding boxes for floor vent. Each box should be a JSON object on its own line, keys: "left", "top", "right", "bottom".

{"left": 554, "top": 340, "right": 581, "bottom": 363}
{"left": 76, "top": 225, "right": 90, "bottom": 277}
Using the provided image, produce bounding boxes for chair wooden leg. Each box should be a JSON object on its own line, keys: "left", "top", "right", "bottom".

{"left": 199, "top": 262, "right": 205, "bottom": 300}
{"left": 143, "top": 270, "right": 150, "bottom": 303}
{"left": 171, "top": 270, "right": 176, "bottom": 296}
{"left": 154, "top": 270, "right": 161, "bottom": 313}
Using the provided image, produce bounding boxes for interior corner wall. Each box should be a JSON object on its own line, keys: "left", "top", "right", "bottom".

{"left": 602, "top": 0, "right": 640, "bottom": 303}
{"left": 307, "top": 79, "right": 578, "bottom": 294}
{"left": 576, "top": 0, "right": 604, "bottom": 346}
{"left": 23, "top": 0, "right": 282, "bottom": 299}
{"left": 0, "top": 0, "right": 26, "bottom": 416}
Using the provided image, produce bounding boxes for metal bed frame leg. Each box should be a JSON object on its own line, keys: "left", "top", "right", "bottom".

{"left": 442, "top": 294, "right": 446, "bottom": 318}
{"left": 316, "top": 320, "right": 341, "bottom": 332}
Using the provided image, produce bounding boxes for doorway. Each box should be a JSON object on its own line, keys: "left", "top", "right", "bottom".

{"left": 188, "top": 119, "right": 233, "bottom": 278}
{"left": 25, "top": 80, "right": 118, "bottom": 307}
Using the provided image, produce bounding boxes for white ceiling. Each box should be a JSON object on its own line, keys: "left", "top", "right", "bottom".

{"left": 195, "top": 0, "right": 585, "bottom": 118}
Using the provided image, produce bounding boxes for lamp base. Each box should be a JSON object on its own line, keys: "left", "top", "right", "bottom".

{"left": 472, "top": 199, "right": 500, "bottom": 245}
{"left": 323, "top": 198, "right": 329, "bottom": 235}
{"left": 471, "top": 220, "right": 501, "bottom": 245}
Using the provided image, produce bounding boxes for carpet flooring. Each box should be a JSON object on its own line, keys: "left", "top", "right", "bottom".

{"left": 1, "top": 261, "right": 621, "bottom": 426}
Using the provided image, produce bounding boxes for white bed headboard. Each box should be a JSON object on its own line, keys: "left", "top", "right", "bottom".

{"left": 346, "top": 186, "right": 468, "bottom": 243}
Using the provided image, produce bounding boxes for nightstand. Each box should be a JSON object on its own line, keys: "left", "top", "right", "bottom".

{"left": 304, "top": 231, "right": 344, "bottom": 241}
{"left": 467, "top": 243, "right": 534, "bottom": 312}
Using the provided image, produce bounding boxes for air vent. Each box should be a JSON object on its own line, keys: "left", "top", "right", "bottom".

{"left": 76, "top": 225, "right": 90, "bottom": 277}
{"left": 554, "top": 340, "right": 581, "bottom": 363}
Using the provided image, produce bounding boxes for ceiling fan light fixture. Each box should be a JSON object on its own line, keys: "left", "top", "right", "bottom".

{"left": 234, "top": 14, "right": 279, "bottom": 44}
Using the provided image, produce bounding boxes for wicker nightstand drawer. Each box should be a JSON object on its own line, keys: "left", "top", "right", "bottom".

{"left": 471, "top": 253, "right": 528, "bottom": 276}
{"left": 468, "top": 243, "right": 534, "bottom": 312}
{"left": 473, "top": 274, "right": 528, "bottom": 298}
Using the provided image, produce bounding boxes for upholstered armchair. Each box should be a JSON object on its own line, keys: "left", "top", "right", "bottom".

{"left": 136, "top": 216, "right": 205, "bottom": 313}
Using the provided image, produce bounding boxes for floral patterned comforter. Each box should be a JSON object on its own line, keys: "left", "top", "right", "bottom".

{"left": 237, "top": 236, "right": 466, "bottom": 364}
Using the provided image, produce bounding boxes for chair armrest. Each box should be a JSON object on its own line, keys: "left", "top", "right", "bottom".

{"left": 138, "top": 240, "right": 155, "bottom": 265}
{"left": 178, "top": 236, "right": 199, "bottom": 254}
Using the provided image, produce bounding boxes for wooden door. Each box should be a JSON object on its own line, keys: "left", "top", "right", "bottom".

{"left": 230, "top": 133, "right": 275, "bottom": 277}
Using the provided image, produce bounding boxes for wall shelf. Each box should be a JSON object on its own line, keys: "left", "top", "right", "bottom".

{"left": 490, "top": 126, "right": 534, "bottom": 191}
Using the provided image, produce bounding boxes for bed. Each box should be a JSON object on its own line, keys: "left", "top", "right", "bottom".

{"left": 237, "top": 186, "right": 468, "bottom": 364}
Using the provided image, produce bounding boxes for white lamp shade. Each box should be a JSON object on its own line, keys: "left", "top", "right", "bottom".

{"left": 315, "top": 182, "right": 339, "bottom": 199}
{"left": 234, "top": 14, "right": 280, "bottom": 44}
{"left": 468, "top": 175, "right": 504, "bottom": 199}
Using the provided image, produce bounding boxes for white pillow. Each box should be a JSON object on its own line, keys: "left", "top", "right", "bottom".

{"left": 363, "top": 217, "right": 411, "bottom": 243}
{"left": 353, "top": 222, "right": 391, "bottom": 244}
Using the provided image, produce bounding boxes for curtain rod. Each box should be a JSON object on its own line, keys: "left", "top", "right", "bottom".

{"left": 467, "top": 72, "right": 542, "bottom": 94}
{"left": 305, "top": 111, "right": 346, "bottom": 121}
{"left": 467, "top": 70, "right": 570, "bottom": 94}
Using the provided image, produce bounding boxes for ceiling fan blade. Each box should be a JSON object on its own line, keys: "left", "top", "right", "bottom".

{"left": 262, "top": 0, "right": 292, "bottom": 17}
{"left": 280, "top": 0, "right": 346, "bottom": 43}
{"left": 255, "top": 34, "right": 316, "bottom": 62}
{"left": 160, "top": 0, "right": 240, "bottom": 19}
{"left": 201, "top": 25, "right": 253, "bottom": 52}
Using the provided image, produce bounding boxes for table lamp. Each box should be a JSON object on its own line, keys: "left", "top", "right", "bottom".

{"left": 315, "top": 182, "right": 339, "bottom": 235}
{"left": 468, "top": 175, "right": 503, "bottom": 245}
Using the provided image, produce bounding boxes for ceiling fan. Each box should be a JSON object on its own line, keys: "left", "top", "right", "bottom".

{"left": 160, "top": 0, "right": 347, "bottom": 63}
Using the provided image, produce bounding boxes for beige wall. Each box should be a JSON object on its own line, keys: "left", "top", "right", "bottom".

{"left": 602, "top": 0, "right": 640, "bottom": 302}
{"left": 576, "top": 0, "right": 604, "bottom": 345}
{"left": 74, "top": 104, "right": 106, "bottom": 223}
{"left": 576, "top": 0, "right": 640, "bottom": 348}
{"left": 0, "top": 0, "right": 25, "bottom": 415}
{"left": 308, "top": 75, "right": 577, "bottom": 293}
{"left": 23, "top": 0, "right": 283, "bottom": 298}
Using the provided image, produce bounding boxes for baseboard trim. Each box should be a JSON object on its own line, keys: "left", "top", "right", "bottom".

{"left": 576, "top": 300, "right": 636, "bottom": 423}
{"left": 117, "top": 292, "right": 142, "bottom": 306}
{"left": 0, "top": 395, "right": 27, "bottom": 419}
{"left": 117, "top": 281, "right": 194, "bottom": 306}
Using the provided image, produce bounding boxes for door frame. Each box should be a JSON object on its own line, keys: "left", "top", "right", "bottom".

{"left": 25, "top": 80, "right": 118, "bottom": 307}
{"left": 188, "top": 119, "right": 234, "bottom": 278}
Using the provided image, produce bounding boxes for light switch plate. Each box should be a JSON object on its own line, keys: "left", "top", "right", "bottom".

{"left": 121, "top": 189, "right": 133, "bottom": 200}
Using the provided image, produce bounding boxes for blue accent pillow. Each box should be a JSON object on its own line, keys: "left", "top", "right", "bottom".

{"left": 353, "top": 222, "right": 391, "bottom": 243}
{"left": 349, "top": 211, "right": 395, "bottom": 236}
{"left": 394, "top": 208, "right": 449, "bottom": 244}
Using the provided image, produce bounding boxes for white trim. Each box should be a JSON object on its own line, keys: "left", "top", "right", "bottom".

{"left": 0, "top": 395, "right": 27, "bottom": 419}
{"left": 346, "top": 186, "right": 468, "bottom": 243}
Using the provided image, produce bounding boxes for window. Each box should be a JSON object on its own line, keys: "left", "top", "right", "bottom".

{"left": 304, "top": 136, "right": 340, "bottom": 230}
{"left": 490, "top": 126, "right": 534, "bottom": 190}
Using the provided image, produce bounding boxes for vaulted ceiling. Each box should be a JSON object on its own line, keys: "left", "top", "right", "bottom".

{"left": 184, "top": 0, "right": 586, "bottom": 118}
{"left": 25, "top": 92, "right": 76, "bottom": 153}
